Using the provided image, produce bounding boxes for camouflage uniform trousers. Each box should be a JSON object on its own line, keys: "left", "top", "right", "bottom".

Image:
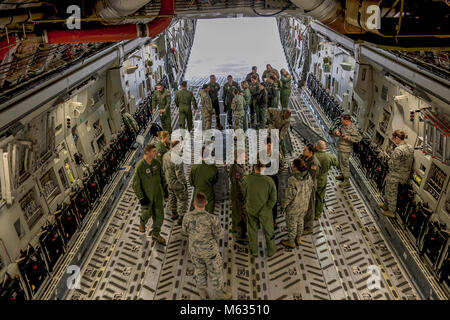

{"left": 167, "top": 185, "right": 188, "bottom": 217}
{"left": 191, "top": 254, "right": 224, "bottom": 290}
{"left": 286, "top": 208, "right": 308, "bottom": 243}
{"left": 303, "top": 188, "right": 316, "bottom": 231}
{"left": 384, "top": 173, "right": 408, "bottom": 213}
{"left": 141, "top": 201, "right": 164, "bottom": 236}
{"left": 203, "top": 115, "right": 212, "bottom": 130}
{"left": 256, "top": 106, "right": 267, "bottom": 129}
{"left": 338, "top": 151, "right": 351, "bottom": 179}
{"left": 233, "top": 114, "right": 244, "bottom": 130}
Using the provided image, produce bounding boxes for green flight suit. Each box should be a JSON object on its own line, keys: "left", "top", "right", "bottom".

{"left": 273, "top": 79, "right": 281, "bottom": 109}
{"left": 175, "top": 88, "right": 198, "bottom": 132}
{"left": 156, "top": 140, "right": 170, "bottom": 163}
{"left": 249, "top": 82, "right": 259, "bottom": 126}
{"left": 152, "top": 89, "right": 172, "bottom": 133}
{"left": 280, "top": 73, "right": 292, "bottom": 110}
{"left": 229, "top": 164, "right": 247, "bottom": 239}
{"left": 266, "top": 82, "right": 277, "bottom": 109}
{"left": 314, "top": 151, "right": 338, "bottom": 219}
{"left": 242, "top": 88, "right": 251, "bottom": 131}
{"left": 189, "top": 161, "right": 218, "bottom": 214}
{"left": 132, "top": 158, "right": 165, "bottom": 236}
{"left": 243, "top": 173, "right": 277, "bottom": 256}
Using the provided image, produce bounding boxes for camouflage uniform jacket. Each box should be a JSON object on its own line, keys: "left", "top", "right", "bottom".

{"left": 175, "top": 88, "right": 198, "bottom": 110}
{"left": 182, "top": 208, "right": 223, "bottom": 258}
{"left": 162, "top": 150, "right": 187, "bottom": 193}
{"left": 387, "top": 142, "right": 414, "bottom": 182}
{"left": 208, "top": 82, "right": 221, "bottom": 102}
{"left": 231, "top": 95, "right": 245, "bottom": 117}
{"left": 334, "top": 123, "right": 362, "bottom": 153}
{"left": 200, "top": 89, "right": 214, "bottom": 117}
{"left": 298, "top": 154, "right": 321, "bottom": 181}
{"left": 152, "top": 89, "right": 171, "bottom": 113}
{"left": 281, "top": 171, "right": 313, "bottom": 213}
{"left": 266, "top": 108, "right": 290, "bottom": 139}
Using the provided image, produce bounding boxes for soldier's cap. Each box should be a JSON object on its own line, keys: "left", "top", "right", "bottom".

{"left": 202, "top": 84, "right": 209, "bottom": 89}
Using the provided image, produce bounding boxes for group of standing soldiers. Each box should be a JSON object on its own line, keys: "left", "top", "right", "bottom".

{"left": 132, "top": 62, "right": 415, "bottom": 300}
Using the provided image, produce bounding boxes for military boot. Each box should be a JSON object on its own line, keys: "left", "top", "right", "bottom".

{"left": 215, "top": 289, "right": 232, "bottom": 300}
{"left": 139, "top": 222, "right": 146, "bottom": 233}
{"left": 281, "top": 240, "right": 295, "bottom": 249}
{"left": 177, "top": 216, "right": 183, "bottom": 226}
{"left": 152, "top": 234, "right": 166, "bottom": 245}
{"left": 379, "top": 203, "right": 388, "bottom": 211}
{"left": 171, "top": 212, "right": 179, "bottom": 220}
{"left": 335, "top": 175, "right": 345, "bottom": 181}
{"left": 381, "top": 210, "right": 395, "bottom": 218}
{"left": 198, "top": 288, "right": 208, "bottom": 300}
{"left": 295, "top": 236, "right": 301, "bottom": 247}
{"left": 339, "top": 179, "right": 350, "bottom": 188}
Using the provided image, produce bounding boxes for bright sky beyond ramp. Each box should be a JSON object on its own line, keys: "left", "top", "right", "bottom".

{"left": 184, "top": 17, "right": 288, "bottom": 79}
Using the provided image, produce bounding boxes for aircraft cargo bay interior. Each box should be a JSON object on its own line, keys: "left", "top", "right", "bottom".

{"left": 0, "top": 0, "right": 449, "bottom": 302}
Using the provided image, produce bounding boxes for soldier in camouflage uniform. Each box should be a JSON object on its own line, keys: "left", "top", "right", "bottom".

{"left": 266, "top": 108, "right": 291, "bottom": 154}
{"left": 132, "top": 144, "right": 166, "bottom": 245}
{"left": 262, "top": 64, "right": 280, "bottom": 82}
{"left": 243, "top": 161, "right": 277, "bottom": 257}
{"left": 249, "top": 75, "right": 260, "bottom": 128}
{"left": 297, "top": 143, "right": 321, "bottom": 235}
{"left": 182, "top": 192, "right": 231, "bottom": 300}
{"left": 189, "top": 147, "right": 218, "bottom": 214}
{"left": 229, "top": 150, "right": 247, "bottom": 242}
{"left": 231, "top": 88, "right": 245, "bottom": 130}
{"left": 315, "top": 141, "right": 338, "bottom": 220}
{"left": 279, "top": 68, "right": 292, "bottom": 110}
{"left": 381, "top": 130, "right": 414, "bottom": 218}
{"left": 208, "top": 75, "right": 222, "bottom": 130}
{"left": 241, "top": 81, "right": 251, "bottom": 132}
{"left": 222, "top": 75, "right": 240, "bottom": 127}
{"left": 281, "top": 158, "right": 314, "bottom": 248}
{"left": 152, "top": 83, "right": 172, "bottom": 133}
{"left": 175, "top": 81, "right": 198, "bottom": 132}
{"left": 163, "top": 141, "right": 188, "bottom": 224}
{"left": 199, "top": 84, "right": 214, "bottom": 130}
{"left": 333, "top": 114, "right": 362, "bottom": 188}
